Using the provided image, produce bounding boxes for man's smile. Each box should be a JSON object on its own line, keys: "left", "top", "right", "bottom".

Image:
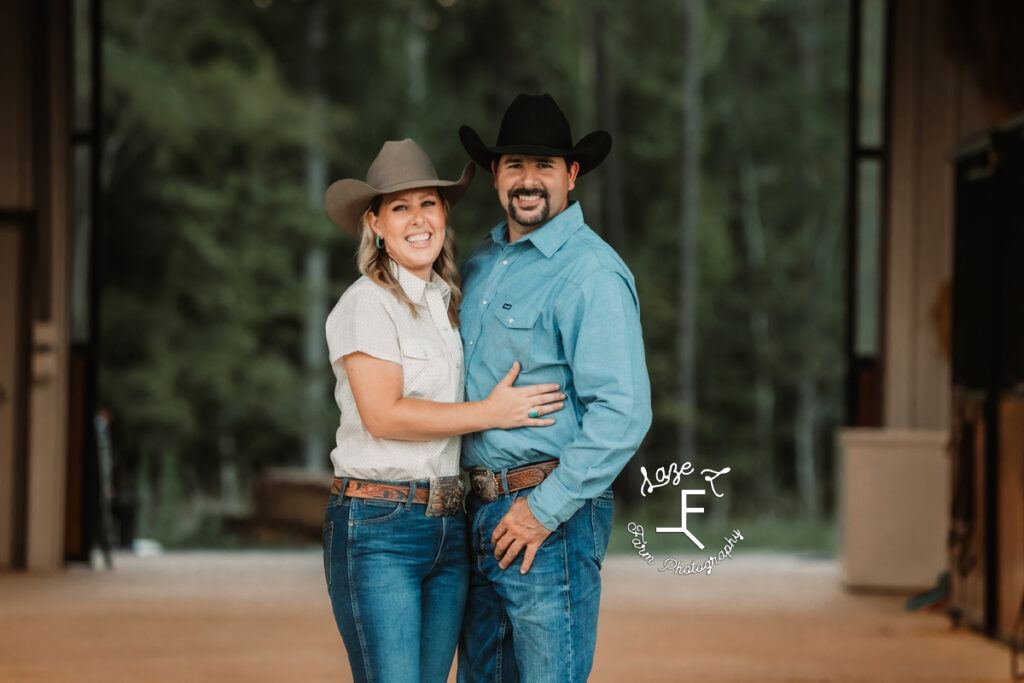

{"left": 510, "top": 188, "right": 548, "bottom": 212}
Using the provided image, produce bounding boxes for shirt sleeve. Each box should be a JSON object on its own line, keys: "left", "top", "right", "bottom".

{"left": 325, "top": 284, "right": 402, "bottom": 365}
{"left": 526, "top": 268, "right": 653, "bottom": 530}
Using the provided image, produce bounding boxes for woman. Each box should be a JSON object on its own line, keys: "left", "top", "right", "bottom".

{"left": 321, "top": 139, "right": 564, "bottom": 682}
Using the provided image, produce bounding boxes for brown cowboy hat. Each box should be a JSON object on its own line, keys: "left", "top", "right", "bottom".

{"left": 459, "top": 93, "right": 611, "bottom": 176}
{"left": 325, "top": 138, "right": 474, "bottom": 236}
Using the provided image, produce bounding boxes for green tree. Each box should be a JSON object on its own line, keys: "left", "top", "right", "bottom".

{"left": 99, "top": 0, "right": 849, "bottom": 543}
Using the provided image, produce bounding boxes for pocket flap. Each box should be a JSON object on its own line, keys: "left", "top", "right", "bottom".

{"left": 493, "top": 305, "right": 540, "bottom": 329}
{"left": 401, "top": 339, "right": 433, "bottom": 359}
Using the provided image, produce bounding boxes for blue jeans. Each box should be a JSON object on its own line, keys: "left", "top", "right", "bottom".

{"left": 457, "top": 486, "right": 614, "bottom": 683}
{"left": 323, "top": 483, "right": 469, "bottom": 683}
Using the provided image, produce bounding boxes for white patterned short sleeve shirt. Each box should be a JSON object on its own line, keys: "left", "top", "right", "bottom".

{"left": 325, "top": 264, "right": 465, "bottom": 481}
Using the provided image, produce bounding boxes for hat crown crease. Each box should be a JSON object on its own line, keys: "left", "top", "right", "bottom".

{"left": 366, "top": 140, "right": 440, "bottom": 189}
{"left": 496, "top": 94, "right": 573, "bottom": 149}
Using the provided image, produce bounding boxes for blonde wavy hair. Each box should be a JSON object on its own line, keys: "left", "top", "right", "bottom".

{"left": 356, "top": 192, "right": 462, "bottom": 328}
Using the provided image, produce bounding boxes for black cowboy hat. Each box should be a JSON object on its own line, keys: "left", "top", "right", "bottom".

{"left": 459, "top": 93, "right": 611, "bottom": 176}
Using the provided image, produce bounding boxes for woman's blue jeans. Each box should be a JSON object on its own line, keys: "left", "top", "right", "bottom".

{"left": 457, "top": 486, "right": 614, "bottom": 682}
{"left": 323, "top": 484, "right": 469, "bottom": 682}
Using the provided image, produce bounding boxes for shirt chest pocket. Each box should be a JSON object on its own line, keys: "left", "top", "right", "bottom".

{"left": 490, "top": 305, "right": 541, "bottom": 360}
{"left": 401, "top": 338, "right": 444, "bottom": 398}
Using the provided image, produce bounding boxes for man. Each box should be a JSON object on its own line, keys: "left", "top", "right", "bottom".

{"left": 457, "top": 93, "right": 652, "bottom": 682}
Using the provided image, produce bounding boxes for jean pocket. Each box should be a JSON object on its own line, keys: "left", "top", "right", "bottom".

{"left": 322, "top": 521, "right": 333, "bottom": 590}
{"left": 591, "top": 493, "right": 614, "bottom": 567}
{"left": 348, "top": 499, "right": 404, "bottom": 526}
{"left": 539, "top": 523, "right": 565, "bottom": 552}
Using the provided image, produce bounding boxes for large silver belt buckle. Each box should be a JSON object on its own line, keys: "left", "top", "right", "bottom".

{"left": 469, "top": 467, "right": 499, "bottom": 503}
{"left": 425, "top": 476, "right": 465, "bottom": 518}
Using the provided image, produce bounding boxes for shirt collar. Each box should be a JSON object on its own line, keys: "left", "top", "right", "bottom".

{"left": 488, "top": 201, "right": 585, "bottom": 258}
{"left": 392, "top": 261, "right": 451, "bottom": 306}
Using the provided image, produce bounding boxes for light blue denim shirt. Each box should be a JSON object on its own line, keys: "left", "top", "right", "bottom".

{"left": 459, "top": 201, "right": 652, "bottom": 530}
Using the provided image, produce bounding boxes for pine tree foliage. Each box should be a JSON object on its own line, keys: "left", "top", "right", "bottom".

{"left": 100, "top": 0, "right": 849, "bottom": 535}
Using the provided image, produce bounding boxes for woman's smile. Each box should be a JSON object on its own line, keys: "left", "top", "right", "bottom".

{"left": 404, "top": 231, "right": 433, "bottom": 246}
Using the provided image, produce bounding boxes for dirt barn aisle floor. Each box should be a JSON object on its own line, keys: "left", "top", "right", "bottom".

{"left": 0, "top": 551, "right": 1010, "bottom": 682}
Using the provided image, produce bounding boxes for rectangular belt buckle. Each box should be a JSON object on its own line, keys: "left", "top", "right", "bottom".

{"left": 470, "top": 467, "right": 499, "bottom": 503}
{"left": 425, "top": 476, "right": 465, "bottom": 518}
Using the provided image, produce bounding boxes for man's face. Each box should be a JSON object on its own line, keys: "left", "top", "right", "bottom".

{"left": 492, "top": 155, "right": 580, "bottom": 241}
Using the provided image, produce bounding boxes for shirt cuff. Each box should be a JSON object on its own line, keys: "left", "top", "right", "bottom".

{"left": 526, "top": 475, "right": 585, "bottom": 531}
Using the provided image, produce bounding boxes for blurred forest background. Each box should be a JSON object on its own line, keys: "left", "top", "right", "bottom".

{"left": 98, "top": 0, "right": 852, "bottom": 549}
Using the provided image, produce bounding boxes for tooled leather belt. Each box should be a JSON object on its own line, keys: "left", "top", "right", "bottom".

{"left": 332, "top": 475, "right": 464, "bottom": 517}
{"left": 468, "top": 459, "right": 559, "bottom": 503}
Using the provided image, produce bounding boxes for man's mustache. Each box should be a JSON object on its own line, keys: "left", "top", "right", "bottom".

{"left": 509, "top": 188, "right": 550, "bottom": 200}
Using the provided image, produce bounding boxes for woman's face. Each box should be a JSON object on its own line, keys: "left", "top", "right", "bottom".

{"left": 367, "top": 188, "right": 446, "bottom": 281}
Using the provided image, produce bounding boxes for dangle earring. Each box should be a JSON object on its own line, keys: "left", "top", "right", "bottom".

{"left": 375, "top": 234, "right": 384, "bottom": 249}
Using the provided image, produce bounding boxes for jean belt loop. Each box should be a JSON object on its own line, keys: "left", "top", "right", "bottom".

{"left": 499, "top": 469, "right": 511, "bottom": 499}
{"left": 405, "top": 481, "right": 417, "bottom": 510}
{"left": 339, "top": 476, "right": 350, "bottom": 501}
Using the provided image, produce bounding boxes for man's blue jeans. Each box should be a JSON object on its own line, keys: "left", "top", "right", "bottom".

{"left": 457, "top": 486, "right": 614, "bottom": 682}
{"left": 323, "top": 484, "right": 469, "bottom": 683}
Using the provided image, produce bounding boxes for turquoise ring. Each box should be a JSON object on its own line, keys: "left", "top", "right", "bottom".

{"left": 529, "top": 409, "right": 539, "bottom": 419}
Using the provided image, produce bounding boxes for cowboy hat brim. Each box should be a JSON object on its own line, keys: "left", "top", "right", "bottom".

{"left": 325, "top": 162, "right": 475, "bottom": 236}
{"left": 459, "top": 126, "right": 611, "bottom": 176}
